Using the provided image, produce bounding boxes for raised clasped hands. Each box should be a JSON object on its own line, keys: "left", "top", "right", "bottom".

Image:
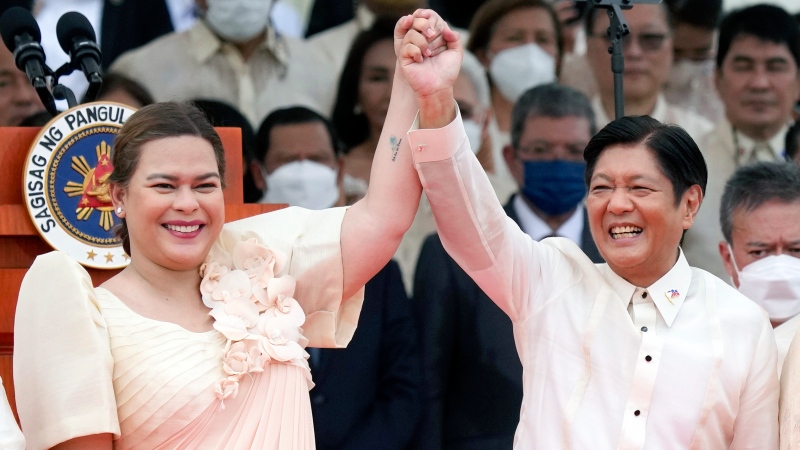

{"left": 394, "top": 9, "right": 462, "bottom": 103}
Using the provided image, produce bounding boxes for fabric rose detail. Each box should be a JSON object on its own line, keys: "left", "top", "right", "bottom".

{"left": 204, "top": 237, "right": 309, "bottom": 405}
{"left": 222, "top": 341, "right": 251, "bottom": 377}
{"left": 200, "top": 261, "right": 229, "bottom": 308}
{"left": 215, "top": 377, "right": 239, "bottom": 404}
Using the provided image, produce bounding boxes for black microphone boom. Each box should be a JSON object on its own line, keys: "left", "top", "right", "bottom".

{"left": 0, "top": 6, "right": 57, "bottom": 114}
{"left": 56, "top": 11, "right": 103, "bottom": 101}
{"left": 575, "top": 0, "right": 661, "bottom": 120}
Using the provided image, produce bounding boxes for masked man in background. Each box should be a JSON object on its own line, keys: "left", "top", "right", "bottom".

{"left": 111, "top": 0, "right": 336, "bottom": 127}
{"left": 663, "top": 0, "right": 724, "bottom": 124}
{"left": 717, "top": 162, "right": 800, "bottom": 376}
{"left": 251, "top": 105, "right": 422, "bottom": 449}
{"left": 684, "top": 4, "right": 800, "bottom": 280}
{"left": 584, "top": 2, "right": 713, "bottom": 141}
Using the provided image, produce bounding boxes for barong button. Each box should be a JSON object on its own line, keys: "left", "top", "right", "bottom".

{"left": 645, "top": 355, "right": 652, "bottom": 362}
{"left": 641, "top": 326, "right": 648, "bottom": 332}
{"left": 634, "top": 410, "right": 641, "bottom": 416}
{"left": 642, "top": 292, "right": 648, "bottom": 298}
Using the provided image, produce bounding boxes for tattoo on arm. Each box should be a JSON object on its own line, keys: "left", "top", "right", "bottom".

{"left": 390, "top": 136, "right": 402, "bottom": 162}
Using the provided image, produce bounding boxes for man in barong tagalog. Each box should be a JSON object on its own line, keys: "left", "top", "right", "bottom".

{"left": 396, "top": 9, "right": 778, "bottom": 449}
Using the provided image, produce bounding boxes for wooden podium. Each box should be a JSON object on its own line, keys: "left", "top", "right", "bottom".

{"left": 0, "top": 126, "right": 282, "bottom": 420}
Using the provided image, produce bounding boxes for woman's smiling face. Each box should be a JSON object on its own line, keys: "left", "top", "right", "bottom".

{"left": 112, "top": 135, "right": 225, "bottom": 271}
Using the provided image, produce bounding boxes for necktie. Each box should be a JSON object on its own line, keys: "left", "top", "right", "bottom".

{"left": 748, "top": 143, "right": 774, "bottom": 163}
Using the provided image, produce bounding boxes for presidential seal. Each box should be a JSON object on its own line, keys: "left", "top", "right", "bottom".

{"left": 23, "top": 102, "right": 137, "bottom": 269}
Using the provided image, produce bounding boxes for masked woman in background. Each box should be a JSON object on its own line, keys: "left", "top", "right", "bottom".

{"left": 466, "top": 0, "right": 563, "bottom": 203}
{"left": 332, "top": 17, "right": 398, "bottom": 205}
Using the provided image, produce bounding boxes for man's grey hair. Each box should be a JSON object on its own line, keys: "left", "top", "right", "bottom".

{"left": 510, "top": 83, "right": 597, "bottom": 148}
{"left": 459, "top": 50, "right": 491, "bottom": 110}
{"left": 720, "top": 162, "right": 800, "bottom": 243}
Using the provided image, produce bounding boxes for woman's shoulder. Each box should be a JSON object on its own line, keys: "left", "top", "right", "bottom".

{"left": 19, "top": 251, "right": 106, "bottom": 316}
{"left": 25, "top": 251, "right": 94, "bottom": 289}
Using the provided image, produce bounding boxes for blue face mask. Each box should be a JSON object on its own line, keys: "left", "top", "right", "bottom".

{"left": 522, "top": 160, "right": 587, "bottom": 216}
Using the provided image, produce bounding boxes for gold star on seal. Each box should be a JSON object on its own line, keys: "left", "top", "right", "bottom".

{"left": 86, "top": 250, "right": 97, "bottom": 260}
{"left": 105, "top": 252, "right": 114, "bottom": 263}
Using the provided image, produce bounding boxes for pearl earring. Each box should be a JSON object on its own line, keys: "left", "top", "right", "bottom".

{"left": 116, "top": 207, "right": 123, "bottom": 215}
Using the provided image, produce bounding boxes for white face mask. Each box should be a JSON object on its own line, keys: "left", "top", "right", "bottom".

{"left": 260, "top": 160, "right": 339, "bottom": 210}
{"left": 731, "top": 250, "right": 800, "bottom": 323}
{"left": 463, "top": 119, "right": 482, "bottom": 154}
{"left": 205, "top": 0, "right": 273, "bottom": 43}
{"left": 667, "top": 59, "right": 714, "bottom": 91}
{"left": 489, "top": 44, "right": 556, "bottom": 104}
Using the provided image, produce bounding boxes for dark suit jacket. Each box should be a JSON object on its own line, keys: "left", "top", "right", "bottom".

{"left": 311, "top": 260, "right": 421, "bottom": 450}
{"left": 100, "top": 0, "right": 174, "bottom": 69}
{"left": 413, "top": 197, "right": 602, "bottom": 450}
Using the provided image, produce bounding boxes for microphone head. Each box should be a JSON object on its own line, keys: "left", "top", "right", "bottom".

{"left": 0, "top": 6, "right": 41, "bottom": 52}
{"left": 56, "top": 11, "right": 97, "bottom": 54}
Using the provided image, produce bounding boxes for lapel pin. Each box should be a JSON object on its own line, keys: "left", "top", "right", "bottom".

{"left": 665, "top": 289, "right": 680, "bottom": 304}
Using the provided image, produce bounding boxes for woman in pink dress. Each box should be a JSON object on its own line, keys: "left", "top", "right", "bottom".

{"left": 13, "top": 13, "right": 458, "bottom": 449}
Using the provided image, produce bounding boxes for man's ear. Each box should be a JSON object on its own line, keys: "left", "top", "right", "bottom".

{"left": 719, "top": 240, "right": 740, "bottom": 287}
{"left": 250, "top": 160, "right": 266, "bottom": 192}
{"left": 334, "top": 156, "right": 346, "bottom": 207}
{"left": 713, "top": 66, "right": 724, "bottom": 98}
{"left": 481, "top": 108, "right": 493, "bottom": 133}
{"left": 336, "top": 156, "right": 345, "bottom": 186}
{"left": 503, "top": 144, "right": 524, "bottom": 187}
{"left": 681, "top": 184, "right": 703, "bottom": 230}
{"left": 475, "top": 48, "right": 490, "bottom": 68}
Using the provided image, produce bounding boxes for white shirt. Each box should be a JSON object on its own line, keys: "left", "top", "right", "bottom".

{"left": 408, "top": 110, "right": 778, "bottom": 449}
{"left": 776, "top": 314, "right": 800, "bottom": 377}
{"left": 592, "top": 95, "right": 715, "bottom": 144}
{"left": 306, "top": 4, "right": 375, "bottom": 77}
{"left": 111, "top": 21, "right": 336, "bottom": 126}
{"left": 513, "top": 194, "right": 583, "bottom": 244}
{"left": 733, "top": 124, "right": 790, "bottom": 164}
{"left": 486, "top": 115, "right": 516, "bottom": 204}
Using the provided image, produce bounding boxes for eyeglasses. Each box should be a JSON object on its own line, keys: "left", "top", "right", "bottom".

{"left": 591, "top": 31, "right": 670, "bottom": 52}
{"left": 515, "top": 143, "right": 586, "bottom": 161}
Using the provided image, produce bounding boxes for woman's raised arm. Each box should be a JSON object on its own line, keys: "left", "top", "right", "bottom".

{"left": 340, "top": 12, "right": 459, "bottom": 298}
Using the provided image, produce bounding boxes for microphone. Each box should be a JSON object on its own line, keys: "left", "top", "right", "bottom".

{"left": 56, "top": 11, "right": 103, "bottom": 100}
{"left": 0, "top": 6, "right": 48, "bottom": 90}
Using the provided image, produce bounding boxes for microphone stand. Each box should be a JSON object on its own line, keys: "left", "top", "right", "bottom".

{"left": 52, "top": 62, "right": 80, "bottom": 109}
{"left": 577, "top": 0, "right": 661, "bottom": 120}
{"left": 607, "top": 3, "right": 627, "bottom": 120}
{"left": 33, "top": 69, "right": 58, "bottom": 115}
{"left": 12, "top": 40, "right": 58, "bottom": 115}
